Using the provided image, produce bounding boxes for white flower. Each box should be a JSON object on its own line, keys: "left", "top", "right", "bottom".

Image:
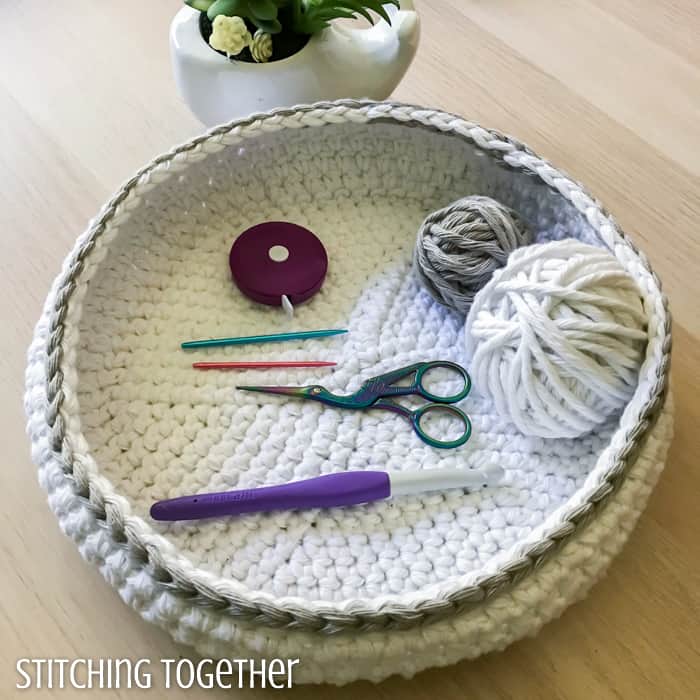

{"left": 250, "top": 29, "right": 273, "bottom": 63}
{"left": 209, "top": 15, "right": 252, "bottom": 57}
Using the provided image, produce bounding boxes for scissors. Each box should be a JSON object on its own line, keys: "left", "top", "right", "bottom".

{"left": 238, "top": 361, "right": 472, "bottom": 449}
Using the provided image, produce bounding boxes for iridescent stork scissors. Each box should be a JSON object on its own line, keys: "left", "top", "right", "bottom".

{"left": 238, "top": 361, "right": 472, "bottom": 449}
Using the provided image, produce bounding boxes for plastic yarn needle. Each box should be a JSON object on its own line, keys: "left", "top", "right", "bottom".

{"left": 193, "top": 361, "right": 336, "bottom": 369}
{"left": 181, "top": 329, "right": 347, "bottom": 349}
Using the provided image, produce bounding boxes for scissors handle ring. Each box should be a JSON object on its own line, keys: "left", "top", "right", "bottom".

{"left": 412, "top": 404, "right": 472, "bottom": 449}
{"left": 415, "top": 362, "right": 472, "bottom": 403}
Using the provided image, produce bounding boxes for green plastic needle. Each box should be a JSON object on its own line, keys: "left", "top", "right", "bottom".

{"left": 181, "top": 329, "right": 348, "bottom": 349}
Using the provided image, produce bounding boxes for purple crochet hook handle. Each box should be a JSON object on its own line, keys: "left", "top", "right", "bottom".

{"left": 150, "top": 471, "right": 391, "bottom": 521}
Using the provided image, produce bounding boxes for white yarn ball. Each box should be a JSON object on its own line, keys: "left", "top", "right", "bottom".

{"left": 465, "top": 240, "right": 648, "bottom": 439}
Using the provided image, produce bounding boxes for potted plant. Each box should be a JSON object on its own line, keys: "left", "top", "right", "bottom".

{"left": 171, "top": 0, "right": 420, "bottom": 125}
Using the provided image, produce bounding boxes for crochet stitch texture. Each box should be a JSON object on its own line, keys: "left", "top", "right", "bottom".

{"left": 24, "top": 101, "right": 672, "bottom": 684}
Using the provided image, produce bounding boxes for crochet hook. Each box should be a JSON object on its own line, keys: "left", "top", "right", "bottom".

{"left": 193, "top": 361, "right": 336, "bottom": 369}
{"left": 150, "top": 466, "right": 504, "bottom": 521}
{"left": 181, "top": 329, "right": 347, "bottom": 349}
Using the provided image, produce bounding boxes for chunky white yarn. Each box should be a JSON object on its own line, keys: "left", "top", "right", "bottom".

{"left": 414, "top": 195, "right": 531, "bottom": 315}
{"left": 465, "top": 240, "right": 649, "bottom": 439}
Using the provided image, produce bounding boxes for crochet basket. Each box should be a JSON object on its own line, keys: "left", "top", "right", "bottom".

{"left": 25, "top": 101, "right": 672, "bottom": 684}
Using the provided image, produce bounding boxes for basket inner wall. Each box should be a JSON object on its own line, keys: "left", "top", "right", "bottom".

{"left": 74, "top": 122, "right": 617, "bottom": 603}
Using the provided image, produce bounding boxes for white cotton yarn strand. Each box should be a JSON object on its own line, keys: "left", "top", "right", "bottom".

{"left": 414, "top": 195, "right": 532, "bottom": 315}
{"left": 465, "top": 240, "right": 649, "bottom": 439}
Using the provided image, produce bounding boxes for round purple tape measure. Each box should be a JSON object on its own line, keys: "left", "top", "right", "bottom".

{"left": 229, "top": 221, "right": 328, "bottom": 307}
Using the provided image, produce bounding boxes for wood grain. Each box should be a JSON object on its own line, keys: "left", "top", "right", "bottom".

{"left": 1, "top": 1, "right": 698, "bottom": 697}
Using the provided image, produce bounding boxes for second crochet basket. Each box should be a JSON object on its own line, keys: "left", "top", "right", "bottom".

{"left": 25, "top": 101, "right": 672, "bottom": 684}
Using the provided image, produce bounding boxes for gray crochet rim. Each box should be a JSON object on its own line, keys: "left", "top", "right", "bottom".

{"left": 43, "top": 99, "right": 672, "bottom": 633}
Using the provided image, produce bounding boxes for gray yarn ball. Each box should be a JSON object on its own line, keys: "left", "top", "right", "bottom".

{"left": 413, "top": 195, "right": 532, "bottom": 315}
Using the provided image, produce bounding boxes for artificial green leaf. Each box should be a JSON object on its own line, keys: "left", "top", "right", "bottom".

{"left": 185, "top": 0, "right": 215, "bottom": 12}
{"left": 291, "top": 0, "right": 400, "bottom": 35}
{"left": 253, "top": 17, "right": 283, "bottom": 33}
{"left": 207, "top": 0, "right": 247, "bottom": 20}
{"left": 353, "top": 0, "right": 393, "bottom": 24}
{"left": 327, "top": 9, "right": 356, "bottom": 20}
{"left": 249, "top": 0, "right": 278, "bottom": 20}
{"left": 334, "top": 1, "right": 374, "bottom": 25}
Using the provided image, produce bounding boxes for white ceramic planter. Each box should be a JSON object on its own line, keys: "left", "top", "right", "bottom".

{"left": 170, "top": 4, "right": 420, "bottom": 126}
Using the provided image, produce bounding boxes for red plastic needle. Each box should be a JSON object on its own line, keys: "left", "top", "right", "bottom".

{"left": 192, "top": 361, "right": 336, "bottom": 370}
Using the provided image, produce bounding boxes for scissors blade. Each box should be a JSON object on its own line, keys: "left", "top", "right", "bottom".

{"left": 237, "top": 385, "right": 308, "bottom": 397}
{"left": 238, "top": 384, "right": 351, "bottom": 407}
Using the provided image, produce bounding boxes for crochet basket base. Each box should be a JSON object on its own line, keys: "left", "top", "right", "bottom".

{"left": 25, "top": 101, "right": 672, "bottom": 684}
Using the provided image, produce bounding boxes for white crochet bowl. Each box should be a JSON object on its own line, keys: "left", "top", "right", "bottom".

{"left": 25, "top": 101, "right": 672, "bottom": 684}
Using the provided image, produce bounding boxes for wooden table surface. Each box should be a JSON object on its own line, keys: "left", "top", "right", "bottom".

{"left": 1, "top": 1, "right": 698, "bottom": 697}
